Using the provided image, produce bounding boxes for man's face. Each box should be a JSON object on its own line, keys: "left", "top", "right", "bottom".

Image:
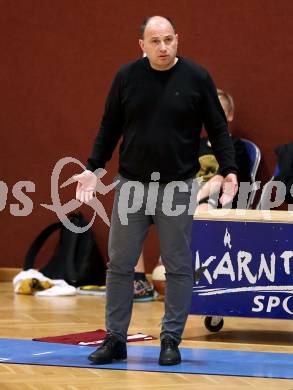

{"left": 139, "top": 17, "right": 178, "bottom": 71}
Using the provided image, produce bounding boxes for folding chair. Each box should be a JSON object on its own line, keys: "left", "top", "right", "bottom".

{"left": 240, "top": 138, "right": 261, "bottom": 208}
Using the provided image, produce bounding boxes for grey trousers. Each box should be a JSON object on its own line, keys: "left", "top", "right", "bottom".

{"left": 106, "top": 175, "right": 196, "bottom": 344}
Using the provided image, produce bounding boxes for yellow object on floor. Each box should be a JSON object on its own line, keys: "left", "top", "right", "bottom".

{"left": 17, "top": 278, "right": 53, "bottom": 295}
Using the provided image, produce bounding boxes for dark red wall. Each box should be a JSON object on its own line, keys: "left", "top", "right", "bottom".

{"left": 1, "top": 0, "right": 292, "bottom": 271}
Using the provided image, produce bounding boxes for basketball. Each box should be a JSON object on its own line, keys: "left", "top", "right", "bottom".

{"left": 151, "top": 264, "right": 166, "bottom": 296}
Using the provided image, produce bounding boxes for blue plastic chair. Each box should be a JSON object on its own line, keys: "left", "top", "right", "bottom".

{"left": 240, "top": 138, "right": 261, "bottom": 208}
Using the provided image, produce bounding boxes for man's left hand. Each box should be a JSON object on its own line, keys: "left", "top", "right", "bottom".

{"left": 219, "top": 173, "right": 238, "bottom": 206}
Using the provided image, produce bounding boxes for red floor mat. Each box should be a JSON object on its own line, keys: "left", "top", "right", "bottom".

{"left": 33, "top": 329, "right": 156, "bottom": 346}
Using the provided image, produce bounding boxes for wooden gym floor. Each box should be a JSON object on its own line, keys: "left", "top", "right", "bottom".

{"left": 1, "top": 273, "right": 293, "bottom": 389}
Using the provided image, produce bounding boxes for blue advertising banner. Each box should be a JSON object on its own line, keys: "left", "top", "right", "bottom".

{"left": 190, "top": 219, "right": 293, "bottom": 319}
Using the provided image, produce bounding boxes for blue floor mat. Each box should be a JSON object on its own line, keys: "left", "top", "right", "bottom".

{"left": 0, "top": 338, "right": 292, "bottom": 379}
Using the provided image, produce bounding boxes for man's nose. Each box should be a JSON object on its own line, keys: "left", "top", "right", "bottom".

{"left": 159, "top": 42, "right": 167, "bottom": 52}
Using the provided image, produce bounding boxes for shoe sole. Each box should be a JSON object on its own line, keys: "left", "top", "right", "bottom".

{"left": 88, "top": 355, "right": 127, "bottom": 364}
{"left": 158, "top": 358, "right": 181, "bottom": 366}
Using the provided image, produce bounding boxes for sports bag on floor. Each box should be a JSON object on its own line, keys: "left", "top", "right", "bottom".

{"left": 23, "top": 212, "right": 106, "bottom": 287}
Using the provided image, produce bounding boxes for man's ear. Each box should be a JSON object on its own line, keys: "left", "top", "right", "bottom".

{"left": 139, "top": 39, "right": 144, "bottom": 52}
{"left": 174, "top": 33, "right": 179, "bottom": 49}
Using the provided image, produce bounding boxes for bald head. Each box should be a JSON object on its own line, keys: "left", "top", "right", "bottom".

{"left": 140, "top": 16, "right": 176, "bottom": 39}
{"left": 139, "top": 16, "right": 178, "bottom": 71}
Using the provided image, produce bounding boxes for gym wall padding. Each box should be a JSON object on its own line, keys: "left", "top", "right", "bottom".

{"left": 1, "top": 0, "right": 292, "bottom": 271}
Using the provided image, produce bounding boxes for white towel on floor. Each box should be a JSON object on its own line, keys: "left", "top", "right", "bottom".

{"left": 13, "top": 269, "right": 76, "bottom": 296}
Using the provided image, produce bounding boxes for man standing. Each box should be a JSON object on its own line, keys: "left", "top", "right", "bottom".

{"left": 74, "top": 16, "right": 238, "bottom": 365}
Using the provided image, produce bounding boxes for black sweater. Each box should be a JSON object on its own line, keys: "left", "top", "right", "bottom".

{"left": 87, "top": 57, "right": 237, "bottom": 182}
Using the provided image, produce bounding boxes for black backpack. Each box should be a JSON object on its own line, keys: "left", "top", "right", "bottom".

{"left": 23, "top": 212, "right": 106, "bottom": 287}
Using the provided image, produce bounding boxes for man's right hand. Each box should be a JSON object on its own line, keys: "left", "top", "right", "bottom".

{"left": 72, "top": 170, "right": 97, "bottom": 203}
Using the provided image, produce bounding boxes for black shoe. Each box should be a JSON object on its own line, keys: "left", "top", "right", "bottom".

{"left": 159, "top": 337, "right": 181, "bottom": 366}
{"left": 88, "top": 334, "right": 127, "bottom": 364}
